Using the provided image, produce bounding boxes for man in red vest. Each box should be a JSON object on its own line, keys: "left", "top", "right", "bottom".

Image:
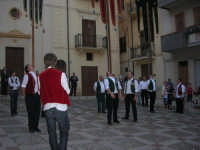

{"left": 21, "top": 64, "right": 41, "bottom": 133}
{"left": 39, "top": 53, "right": 70, "bottom": 150}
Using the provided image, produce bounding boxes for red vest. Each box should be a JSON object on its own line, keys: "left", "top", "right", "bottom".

{"left": 25, "top": 73, "right": 35, "bottom": 94}
{"left": 39, "top": 68, "right": 70, "bottom": 106}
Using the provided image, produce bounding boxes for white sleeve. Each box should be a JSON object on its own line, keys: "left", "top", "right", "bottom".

{"left": 61, "top": 73, "right": 70, "bottom": 94}
{"left": 93, "top": 82, "right": 97, "bottom": 91}
{"left": 118, "top": 81, "right": 122, "bottom": 90}
{"left": 8, "top": 78, "right": 13, "bottom": 87}
{"left": 104, "top": 79, "right": 109, "bottom": 90}
{"left": 21, "top": 74, "right": 28, "bottom": 88}
{"left": 135, "top": 80, "right": 139, "bottom": 93}
{"left": 16, "top": 77, "right": 20, "bottom": 88}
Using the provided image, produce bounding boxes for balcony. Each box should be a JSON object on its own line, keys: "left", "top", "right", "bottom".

{"left": 130, "top": 46, "right": 155, "bottom": 62}
{"left": 75, "top": 33, "right": 107, "bottom": 50}
{"left": 161, "top": 25, "right": 200, "bottom": 52}
{"left": 126, "top": 1, "right": 137, "bottom": 15}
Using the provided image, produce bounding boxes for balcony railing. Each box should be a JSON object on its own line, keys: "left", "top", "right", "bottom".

{"left": 130, "top": 46, "right": 155, "bottom": 60}
{"left": 126, "top": 1, "right": 136, "bottom": 15}
{"left": 75, "top": 33, "right": 107, "bottom": 49}
{"left": 161, "top": 24, "right": 200, "bottom": 52}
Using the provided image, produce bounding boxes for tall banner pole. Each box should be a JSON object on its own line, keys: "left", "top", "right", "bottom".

{"left": 32, "top": 0, "right": 35, "bottom": 66}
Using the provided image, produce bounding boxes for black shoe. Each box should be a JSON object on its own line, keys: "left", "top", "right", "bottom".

{"left": 29, "top": 129, "right": 35, "bottom": 133}
{"left": 107, "top": 121, "right": 112, "bottom": 125}
{"left": 114, "top": 120, "right": 120, "bottom": 123}
{"left": 122, "top": 117, "right": 129, "bottom": 120}
{"left": 35, "top": 128, "right": 41, "bottom": 132}
{"left": 102, "top": 111, "right": 106, "bottom": 113}
{"left": 133, "top": 119, "right": 138, "bottom": 122}
{"left": 150, "top": 110, "right": 155, "bottom": 113}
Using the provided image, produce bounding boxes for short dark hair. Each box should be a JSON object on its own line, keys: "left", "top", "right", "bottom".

{"left": 178, "top": 78, "right": 182, "bottom": 82}
{"left": 56, "top": 59, "right": 66, "bottom": 72}
{"left": 44, "top": 53, "right": 57, "bottom": 68}
{"left": 25, "top": 64, "right": 30, "bottom": 73}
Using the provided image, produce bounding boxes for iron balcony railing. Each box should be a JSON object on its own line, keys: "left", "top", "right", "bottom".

{"left": 126, "top": 1, "right": 137, "bottom": 15}
{"left": 161, "top": 24, "right": 200, "bottom": 52}
{"left": 75, "top": 33, "right": 107, "bottom": 49}
{"left": 130, "top": 46, "right": 155, "bottom": 59}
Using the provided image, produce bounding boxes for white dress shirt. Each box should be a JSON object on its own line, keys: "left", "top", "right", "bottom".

{"left": 8, "top": 76, "right": 20, "bottom": 90}
{"left": 147, "top": 79, "right": 156, "bottom": 92}
{"left": 21, "top": 71, "right": 39, "bottom": 93}
{"left": 140, "top": 80, "right": 148, "bottom": 90}
{"left": 39, "top": 67, "right": 70, "bottom": 112}
{"left": 104, "top": 76, "right": 122, "bottom": 94}
{"left": 125, "top": 78, "right": 139, "bottom": 94}
{"left": 93, "top": 81, "right": 106, "bottom": 93}
{"left": 176, "top": 83, "right": 186, "bottom": 98}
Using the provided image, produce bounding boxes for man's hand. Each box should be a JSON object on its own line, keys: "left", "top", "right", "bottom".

{"left": 118, "top": 90, "right": 122, "bottom": 99}
{"left": 111, "top": 93, "right": 115, "bottom": 99}
{"left": 134, "top": 96, "right": 137, "bottom": 101}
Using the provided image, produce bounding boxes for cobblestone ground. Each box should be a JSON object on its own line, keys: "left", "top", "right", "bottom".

{"left": 0, "top": 95, "right": 200, "bottom": 150}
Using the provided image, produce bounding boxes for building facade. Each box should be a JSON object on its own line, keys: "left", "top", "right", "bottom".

{"left": 159, "top": 0, "right": 200, "bottom": 88}
{"left": 0, "top": 0, "right": 121, "bottom": 96}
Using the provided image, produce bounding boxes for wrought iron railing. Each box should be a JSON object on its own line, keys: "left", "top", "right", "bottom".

{"left": 130, "top": 46, "right": 155, "bottom": 59}
{"left": 75, "top": 33, "right": 107, "bottom": 49}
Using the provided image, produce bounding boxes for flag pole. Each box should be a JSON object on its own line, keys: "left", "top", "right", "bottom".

{"left": 106, "top": 0, "right": 112, "bottom": 73}
{"left": 32, "top": 0, "right": 35, "bottom": 66}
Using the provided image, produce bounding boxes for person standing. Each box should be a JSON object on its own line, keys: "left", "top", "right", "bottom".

{"left": 94, "top": 76, "right": 106, "bottom": 113}
{"left": 39, "top": 53, "right": 70, "bottom": 150}
{"left": 167, "top": 78, "right": 174, "bottom": 109}
{"left": 1, "top": 67, "right": 8, "bottom": 95}
{"left": 147, "top": 75, "right": 156, "bottom": 113}
{"left": 162, "top": 81, "right": 168, "bottom": 109}
{"left": 70, "top": 73, "right": 78, "bottom": 96}
{"left": 104, "top": 73, "right": 122, "bottom": 125}
{"left": 187, "top": 83, "right": 193, "bottom": 102}
{"left": 122, "top": 72, "right": 138, "bottom": 122}
{"left": 8, "top": 71, "right": 20, "bottom": 116}
{"left": 21, "top": 64, "right": 41, "bottom": 133}
{"left": 175, "top": 79, "right": 185, "bottom": 113}
{"left": 140, "top": 76, "right": 148, "bottom": 106}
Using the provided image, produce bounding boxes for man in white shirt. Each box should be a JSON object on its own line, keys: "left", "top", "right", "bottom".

{"left": 21, "top": 64, "right": 41, "bottom": 133}
{"left": 104, "top": 73, "right": 122, "bottom": 125}
{"left": 8, "top": 71, "right": 20, "bottom": 116}
{"left": 94, "top": 75, "right": 106, "bottom": 113}
{"left": 147, "top": 75, "right": 156, "bottom": 113}
{"left": 122, "top": 72, "right": 139, "bottom": 122}
{"left": 175, "top": 78, "right": 185, "bottom": 113}
{"left": 140, "top": 76, "right": 148, "bottom": 106}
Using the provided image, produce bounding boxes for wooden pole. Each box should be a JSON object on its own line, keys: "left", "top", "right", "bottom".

{"left": 106, "top": 0, "right": 112, "bottom": 73}
{"left": 32, "top": 0, "right": 35, "bottom": 66}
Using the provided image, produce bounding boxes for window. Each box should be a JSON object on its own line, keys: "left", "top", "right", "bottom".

{"left": 194, "top": 7, "right": 200, "bottom": 25}
{"left": 9, "top": 8, "right": 21, "bottom": 20}
{"left": 120, "top": 37, "right": 126, "bottom": 53}
{"left": 175, "top": 13, "right": 185, "bottom": 32}
{"left": 121, "top": 0, "right": 125, "bottom": 10}
{"left": 86, "top": 53, "right": 93, "bottom": 61}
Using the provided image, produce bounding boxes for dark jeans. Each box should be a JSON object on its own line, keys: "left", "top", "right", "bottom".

{"left": 141, "top": 90, "right": 148, "bottom": 106}
{"left": 168, "top": 94, "right": 173, "bottom": 109}
{"left": 25, "top": 94, "right": 41, "bottom": 131}
{"left": 70, "top": 87, "right": 77, "bottom": 96}
{"left": 125, "top": 94, "right": 137, "bottom": 121}
{"left": 187, "top": 94, "right": 193, "bottom": 102}
{"left": 149, "top": 91, "right": 156, "bottom": 112}
{"left": 45, "top": 108, "right": 70, "bottom": 150}
{"left": 176, "top": 98, "right": 184, "bottom": 113}
{"left": 107, "top": 94, "right": 119, "bottom": 123}
{"left": 97, "top": 94, "right": 106, "bottom": 113}
{"left": 9, "top": 90, "right": 18, "bottom": 115}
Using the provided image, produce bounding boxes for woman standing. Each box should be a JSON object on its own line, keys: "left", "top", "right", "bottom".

{"left": 8, "top": 71, "right": 20, "bottom": 116}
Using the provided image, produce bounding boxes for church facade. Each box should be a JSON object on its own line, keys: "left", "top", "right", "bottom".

{"left": 0, "top": 0, "right": 121, "bottom": 96}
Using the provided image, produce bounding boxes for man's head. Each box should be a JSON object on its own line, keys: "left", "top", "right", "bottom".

{"left": 178, "top": 78, "right": 182, "bottom": 83}
{"left": 11, "top": 71, "right": 16, "bottom": 77}
{"left": 44, "top": 53, "right": 57, "bottom": 69}
{"left": 99, "top": 75, "right": 103, "bottom": 81}
{"left": 106, "top": 72, "right": 110, "bottom": 77}
{"left": 127, "top": 72, "right": 133, "bottom": 79}
{"left": 56, "top": 59, "right": 66, "bottom": 73}
{"left": 143, "top": 76, "right": 146, "bottom": 81}
{"left": 168, "top": 78, "right": 171, "bottom": 82}
{"left": 149, "top": 75, "right": 153, "bottom": 79}
{"left": 73, "top": 72, "right": 75, "bottom": 76}
{"left": 25, "top": 64, "right": 34, "bottom": 73}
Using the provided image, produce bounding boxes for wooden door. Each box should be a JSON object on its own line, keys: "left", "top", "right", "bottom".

{"left": 82, "top": 19, "right": 96, "bottom": 47}
{"left": 81, "top": 66, "right": 98, "bottom": 96}
{"left": 179, "top": 61, "right": 188, "bottom": 85}
{"left": 6, "top": 47, "right": 24, "bottom": 81}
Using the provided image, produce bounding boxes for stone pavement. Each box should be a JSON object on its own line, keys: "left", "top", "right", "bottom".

{"left": 0, "top": 95, "right": 200, "bottom": 150}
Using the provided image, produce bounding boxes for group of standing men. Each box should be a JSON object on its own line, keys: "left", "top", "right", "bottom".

{"left": 94, "top": 72, "right": 157, "bottom": 125}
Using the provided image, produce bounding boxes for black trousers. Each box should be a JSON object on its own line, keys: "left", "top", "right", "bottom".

{"left": 70, "top": 87, "right": 77, "bottom": 96}
{"left": 125, "top": 94, "right": 137, "bottom": 121}
{"left": 45, "top": 108, "right": 70, "bottom": 150}
{"left": 97, "top": 94, "right": 106, "bottom": 113}
{"left": 176, "top": 98, "right": 184, "bottom": 113}
{"left": 25, "top": 94, "right": 41, "bottom": 131}
{"left": 141, "top": 90, "right": 148, "bottom": 106}
{"left": 9, "top": 90, "right": 18, "bottom": 115}
{"left": 168, "top": 94, "right": 173, "bottom": 109}
{"left": 149, "top": 91, "right": 156, "bottom": 112}
{"left": 107, "top": 94, "right": 119, "bottom": 123}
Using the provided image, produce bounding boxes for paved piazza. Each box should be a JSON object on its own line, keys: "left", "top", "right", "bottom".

{"left": 0, "top": 95, "right": 200, "bottom": 150}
